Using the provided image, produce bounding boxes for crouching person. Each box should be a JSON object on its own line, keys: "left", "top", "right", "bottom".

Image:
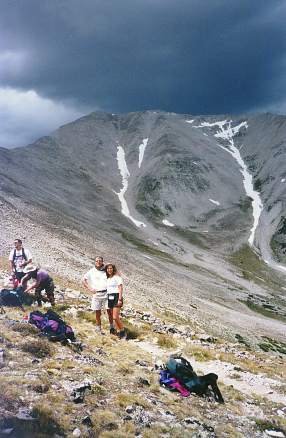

{"left": 20, "top": 265, "right": 55, "bottom": 306}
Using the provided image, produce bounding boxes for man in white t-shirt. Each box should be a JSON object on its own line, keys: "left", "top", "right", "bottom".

{"left": 83, "top": 256, "right": 114, "bottom": 334}
{"left": 9, "top": 239, "right": 32, "bottom": 285}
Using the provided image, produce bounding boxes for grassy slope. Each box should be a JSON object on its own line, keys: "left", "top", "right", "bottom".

{"left": 0, "top": 270, "right": 286, "bottom": 437}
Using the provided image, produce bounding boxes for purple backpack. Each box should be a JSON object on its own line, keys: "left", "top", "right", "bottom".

{"left": 29, "top": 311, "right": 48, "bottom": 330}
{"left": 29, "top": 310, "right": 75, "bottom": 342}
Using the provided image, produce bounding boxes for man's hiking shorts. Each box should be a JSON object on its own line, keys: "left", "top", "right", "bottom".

{"left": 91, "top": 290, "right": 108, "bottom": 311}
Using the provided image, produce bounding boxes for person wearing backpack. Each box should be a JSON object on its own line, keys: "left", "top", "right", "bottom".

{"left": 9, "top": 239, "right": 32, "bottom": 287}
{"left": 20, "top": 265, "right": 55, "bottom": 306}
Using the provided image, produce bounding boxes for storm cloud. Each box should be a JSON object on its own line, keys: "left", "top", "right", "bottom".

{"left": 0, "top": 0, "right": 285, "bottom": 147}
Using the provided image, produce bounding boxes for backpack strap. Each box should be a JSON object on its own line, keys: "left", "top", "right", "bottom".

{"left": 12, "top": 249, "right": 16, "bottom": 268}
{"left": 179, "top": 357, "right": 193, "bottom": 370}
{"left": 22, "top": 248, "right": 27, "bottom": 261}
{"left": 170, "top": 355, "right": 194, "bottom": 372}
{"left": 12, "top": 248, "right": 27, "bottom": 267}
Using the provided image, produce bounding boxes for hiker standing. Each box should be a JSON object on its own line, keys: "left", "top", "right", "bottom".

{"left": 83, "top": 256, "right": 114, "bottom": 335}
{"left": 20, "top": 265, "right": 55, "bottom": 306}
{"left": 106, "top": 263, "right": 126, "bottom": 339}
{"left": 9, "top": 239, "right": 32, "bottom": 288}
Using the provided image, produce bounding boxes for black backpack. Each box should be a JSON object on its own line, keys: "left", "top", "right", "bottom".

{"left": 0, "top": 288, "right": 24, "bottom": 309}
{"left": 15, "top": 286, "right": 34, "bottom": 306}
{"left": 166, "top": 356, "right": 224, "bottom": 403}
{"left": 166, "top": 356, "right": 197, "bottom": 383}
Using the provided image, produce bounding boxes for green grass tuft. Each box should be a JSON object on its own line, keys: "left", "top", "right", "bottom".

{"left": 230, "top": 244, "right": 284, "bottom": 289}
{"left": 21, "top": 339, "right": 53, "bottom": 358}
{"left": 157, "top": 334, "right": 177, "bottom": 349}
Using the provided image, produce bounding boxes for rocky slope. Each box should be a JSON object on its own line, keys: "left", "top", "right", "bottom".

{"left": 0, "top": 265, "right": 285, "bottom": 438}
{"left": 0, "top": 197, "right": 285, "bottom": 344}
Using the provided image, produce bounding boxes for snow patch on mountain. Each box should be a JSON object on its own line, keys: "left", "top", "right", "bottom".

{"left": 186, "top": 119, "right": 194, "bottom": 124}
{"left": 116, "top": 145, "right": 146, "bottom": 228}
{"left": 209, "top": 199, "right": 220, "bottom": 206}
{"left": 138, "top": 138, "right": 148, "bottom": 168}
{"left": 162, "top": 219, "right": 175, "bottom": 227}
{"left": 148, "top": 239, "right": 159, "bottom": 246}
{"left": 196, "top": 120, "right": 263, "bottom": 247}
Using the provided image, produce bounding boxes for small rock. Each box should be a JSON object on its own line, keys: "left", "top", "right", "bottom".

{"left": 198, "top": 334, "right": 217, "bottom": 343}
{"left": 167, "top": 326, "right": 178, "bottom": 334}
{"left": 71, "top": 383, "right": 91, "bottom": 403}
{"left": 126, "top": 405, "right": 135, "bottom": 414}
{"left": 135, "top": 359, "right": 149, "bottom": 367}
{"left": 72, "top": 428, "right": 81, "bottom": 437}
{"left": 95, "top": 347, "right": 108, "bottom": 357}
{"left": 81, "top": 416, "right": 93, "bottom": 427}
{"left": 265, "top": 431, "right": 285, "bottom": 438}
{"left": 133, "top": 406, "right": 152, "bottom": 428}
{"left": 184, "top": 417, "right": 201, "bottom": 426}
{"left": 277, "top": 410, "right": 285, "bottom": 416}
{"left": 234, "top": 366, "right": 244, "bottom": 372}
{"left": 138, "top": 377, "right": 150, "bottom": 386}
{"left": 165, "top": 411, "right": 174, "bottom": 416}
{"left": 203, "top": 424, "right": 215, "bottom": 432}
{"left": 154, "top": 359, "right": 164, "bottom": 370}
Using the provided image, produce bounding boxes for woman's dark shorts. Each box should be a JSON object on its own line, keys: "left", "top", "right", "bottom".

{"left": 107, "top": 293, "right": 123, "bottom": 309}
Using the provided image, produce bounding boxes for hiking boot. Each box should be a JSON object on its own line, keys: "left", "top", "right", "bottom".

{"left": 118, "top": 330, "right": 127, "bottom": 340}
{"left": 110, "top": 327, "right": 117, "bottom": 335}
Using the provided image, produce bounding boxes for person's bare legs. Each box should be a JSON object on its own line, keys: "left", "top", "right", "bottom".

{"left": 106, "top": 308, "right": 113, "bottom": 325}
{"left": 107, "top": 308, "right": 117, "bottom": 334}
{"left": 113, "top": 307, "right": 124, "bottom": 331}
{"left": 95, "top": 310, "right": 102, "bottom": 332}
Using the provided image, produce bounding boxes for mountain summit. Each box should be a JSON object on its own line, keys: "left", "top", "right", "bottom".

{"left": 0, "top": 111, "right": 285, "bottom": 270}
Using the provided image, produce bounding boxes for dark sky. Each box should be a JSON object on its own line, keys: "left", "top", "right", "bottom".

{"left": 0, "top": 0, "right": 285, "bottom": 147}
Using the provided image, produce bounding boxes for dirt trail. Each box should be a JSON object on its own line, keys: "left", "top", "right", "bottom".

{"left": 136, "top": 340, "right": 286, "bottom": 405}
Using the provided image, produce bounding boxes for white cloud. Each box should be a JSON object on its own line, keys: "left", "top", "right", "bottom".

{"left": 0, "top": 87, "right": 88, "bottom": 148}
{"left": 0, "top": 50, "right": 29, "bottom": 80}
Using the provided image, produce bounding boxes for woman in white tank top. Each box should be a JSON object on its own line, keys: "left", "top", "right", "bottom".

{"left": 106, "top": 264, "right": 126, "bottom": 339}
